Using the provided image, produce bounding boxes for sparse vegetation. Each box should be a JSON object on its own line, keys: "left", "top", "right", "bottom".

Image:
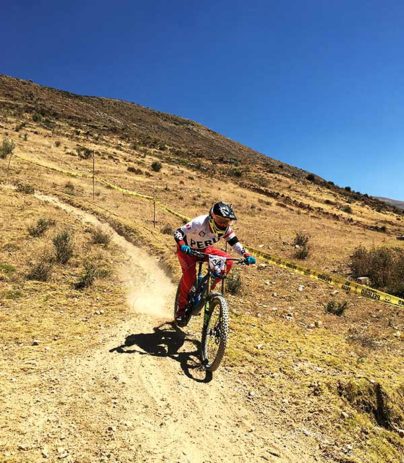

{"left": 28, "top": 218, "right": 56, "bottom": 237}
{"left": 76, "top": 146, "right": 93, "bottom": 159}
{"left": 0, "top": 263, "right": 16, "bottom": 276}
{"left": 53, "top": 230, "right": 74, "bottom": 264}
{"left": 0, "top": 137, "right": 15, "bottom": 159}
{"left": 350, "top": 246, "right": 404, "bottom": 296}
{"left": 74, "top": 261, "right": 110, "bottom": 290}
{"left": 160, "top": 224, "right": 173, "bottom": 235}
{"left": 91, "top": 227, "right": 111, "bottom": 246}
{"left": 325, "top": 300, "right": 348, "bottom": 316}
{"left": 292, "top": 232, "right": 310, "bottom": 259}
{"left": 127, "top": 166, "right": 142, "bottom": 174}
{"left": 226, "top": 271, "right": 242, "bottom": 295}
{"left": 151, "top": 161, "right": 162, "bottom": 172}
{"left": 64, "top": 181, "right": 75, "bottom": 194}
{"left": 26, "top": 255, "right": 53, "bottom": 281}
{"left": 16, "top": 182, "right": 35, "bottom": 194}
{"left": 74, "top": 262, "right": 98, "bottom": 290}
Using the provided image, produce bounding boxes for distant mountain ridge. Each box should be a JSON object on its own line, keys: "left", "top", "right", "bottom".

{"left": 376, "top": 197, "right": 404, "bottom": 210}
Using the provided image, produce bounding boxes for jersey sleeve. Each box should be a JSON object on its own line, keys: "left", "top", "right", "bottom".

{"left": 173, "top": 219, "right": 194, "bottom": 245}
{"left": 223, "top": 227, "right": 246, "bottom": 256}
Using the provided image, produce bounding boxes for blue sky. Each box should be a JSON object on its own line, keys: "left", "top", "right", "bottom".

{"left": 2, "top": 0, "right": 404, "bottom": 199}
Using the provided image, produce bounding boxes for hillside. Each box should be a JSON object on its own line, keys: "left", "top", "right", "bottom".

{"left": 0, "top": 75, "right": 403, "bottom": 463}
{"left": 376, "top": 197, "right": 404, "bottom": 211}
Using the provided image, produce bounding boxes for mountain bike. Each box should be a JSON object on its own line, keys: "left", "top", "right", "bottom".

{"left": 174, "top": 249, "right": 247, "bottom": 372}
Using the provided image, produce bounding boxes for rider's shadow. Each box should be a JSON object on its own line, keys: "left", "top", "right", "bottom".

{"left": 109, "top": 322, "right": 212, "bottom": 383}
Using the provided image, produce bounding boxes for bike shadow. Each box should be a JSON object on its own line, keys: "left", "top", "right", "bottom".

{"left": 109, "top": 321, "right": 213, "bottom": 383}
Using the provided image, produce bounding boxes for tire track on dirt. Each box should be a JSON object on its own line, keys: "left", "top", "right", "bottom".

{"left": 5, "top": 191, "right": 318, "bottom": 463}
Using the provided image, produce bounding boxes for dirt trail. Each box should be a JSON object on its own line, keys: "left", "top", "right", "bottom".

{"left": 3, "top": 193, "right": 318, "bottom": 463}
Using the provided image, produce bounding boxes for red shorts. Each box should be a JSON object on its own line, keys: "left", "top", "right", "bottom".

{"left": 176, "top": 246, "right": 234, "bottom": 313}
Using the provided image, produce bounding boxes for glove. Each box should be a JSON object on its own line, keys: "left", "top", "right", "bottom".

{"left": 244, "top": 254, "right": 256, "bottom": 265}
{"left": 180, "top": 244, "right": 191, "bottom": 255}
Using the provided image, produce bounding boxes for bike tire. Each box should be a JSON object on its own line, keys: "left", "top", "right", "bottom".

{"left": 174, "top": 282, "right": 181, "bottom": 320}
{"left": 201, "top": 294, "right": 229, "bottom": 372}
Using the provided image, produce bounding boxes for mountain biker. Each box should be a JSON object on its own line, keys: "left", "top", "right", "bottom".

{"left": 173, "top": 201, "right": 256, "bottom": 326}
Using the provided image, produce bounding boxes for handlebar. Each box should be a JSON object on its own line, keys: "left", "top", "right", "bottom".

{"left": 188, "top": 249, "right": 247, "bottom": 264}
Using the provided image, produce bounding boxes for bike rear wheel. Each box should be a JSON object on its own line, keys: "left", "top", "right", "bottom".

{"left": 174, "top": 282, "right": 181, "bottom": 319}
{"left": 201, "top": 294, "right": 229, "bottom": 372}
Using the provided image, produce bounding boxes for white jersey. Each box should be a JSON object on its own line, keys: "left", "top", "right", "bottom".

{"left": 174, "top": 214, "right": 246, "bottom": 256}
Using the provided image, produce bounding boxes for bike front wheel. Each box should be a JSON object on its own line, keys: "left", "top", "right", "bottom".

{"left": 201, "top": 294, "right": 229, "bottom": 372}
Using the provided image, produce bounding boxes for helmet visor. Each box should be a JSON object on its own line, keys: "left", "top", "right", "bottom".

{"left": 211, "top": 212, "right": 232, "bottom": 228}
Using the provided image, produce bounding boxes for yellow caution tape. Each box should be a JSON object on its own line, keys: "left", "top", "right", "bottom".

{"left": 249, "top": 247, "right": 404, "bottom": 307}
{"left": 14, "top": 154, "right": 404, "bottom": 307}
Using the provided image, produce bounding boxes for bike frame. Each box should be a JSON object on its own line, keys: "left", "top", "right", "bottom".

{"left": 189, "top": 251, "right": 244, "bottom": 316}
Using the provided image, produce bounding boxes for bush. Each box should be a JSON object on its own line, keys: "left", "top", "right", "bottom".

{"left": 350, "top": 246, "right": 404, "bottom": 297}
{"left": 160, "top": 224, "right": 173, "bottom": 235}
{"left": 26, "top": 255, "right": 53, "bottom": 281}
{"left": 76, "top": 146, "right": 93, "bottom": 159}
{"left": 293, "top": 232, "right": 310, "bottom": 259}
{"left": 293, "top": 232, "right": 309, "bottom": 247}
{"left": 325, "top": 300, "right": 348, "bottom": 316}
{"left": 74, "top": 262, "right": 110, "bottom": 290}
{"left": 91, "top": 227, "right": 111, "bottom": 246}
{"left": 74, "top": 262, "right": 98, "bottom": 290}
{"left": 306, "top": 173, "right": 315, "bottom": 182}
{"left": 32, "top": 113, "right": 42, "bottom": 123}
{"left": 64, "top": 181, "right": 75, "bottom": 195}
{"left": 0, "top": 138, "right": 15, "bottom": 159}
{"left": 53, "top": 230, "right": 73, "bottom": 264}
{"left": 341, "top": 205, "right": 353, "bottom": 213}
{"left": 28, "top": 218, "right": 56, "bottom": 237}
{"left": 229, "top": 167, "right": 243, "bottom": 178}
{"left": 151, "top": 161, "right": 162, "bottom": 172}
{"left": 16, "top": 183, "right": 35, "bottom": 194}
{"left": 127, "top": 166, "right": 143, "bottom": 174}
{"left": 226, "top": 272, "right": 242, "bottom": 295}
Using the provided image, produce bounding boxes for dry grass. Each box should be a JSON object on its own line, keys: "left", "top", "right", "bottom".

{"left": 0, "top": 105, "right": 403, "bottom": 462}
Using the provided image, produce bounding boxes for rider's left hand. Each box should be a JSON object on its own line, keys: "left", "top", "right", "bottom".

{"left": 244, "top": 253, "right": 256, "bottom": 265}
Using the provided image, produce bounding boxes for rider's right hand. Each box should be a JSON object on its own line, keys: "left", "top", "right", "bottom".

{"left": 180, "top": 244, "right": 191, "bottom": 254}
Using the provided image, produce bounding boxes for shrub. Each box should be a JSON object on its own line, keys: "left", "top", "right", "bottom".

{"left": 74, "top": 262, "right": 98, "bottom": 290}
{"left": 91, "top": 227, "right": 111, "bottom": 246}
{"left": 294, "top": 246, "right": 309, "bottom": 260}
{"left": 0, "top": 138, "right": 15, "bottom": 159}
{"left": 32, "top": 113, "right": 42, "bottom": 123}
{"left": 55, "top": 141, "right": 61, "bottom": 147}
{"left": 16, "top": 183, "right": 34, "bottom": 194}
{"left": 350, "top": 246, "right": 404, "bottom": 297}
{"left": 160, "top": 224, "right": 173, "bottom": 235}
{"left": 28, "top": 218, "right": 56, "bottom": 237}
{"left": 151, "top": 161, "right": 162, "bottom": 172}
{"left": 229, "top": 167, "right": 243, "bottom": 178}
{"left": 53, "top": 230, "right": 73, "bottom": 264}
{"left": 325, "top": 300, "right": 348, "bottom": 316}
{"left": 76, "top": 146, "right": 93, "bottom": 159}
{"left": 64, "top": 181, "right": 75, "bottom": 194}
{"left": 226, "top": 272, "right": 242, "bottom": 295}
{"left": 306, "top": 173, "right": 315, "bottom": 182}
{"left": 293, "top": 232, "right": 309, "bottom": 247}
{"left": 342, "top": 205, "right": 353, "bottom": 213}
{"left": 293, "top": 232, "right": 310, "bottom": 259}
{"left": 127, "top": 166, "right": 142, "bottom": 174}
{"left": 74, "top": 262, "right": 110, "bottom": 290}
{"left": 26, "top": 255, "right": 53, "bottom": 281}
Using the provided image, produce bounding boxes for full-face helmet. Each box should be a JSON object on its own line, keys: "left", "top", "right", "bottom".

{"left": 209, "top": 202, "right": 237, "bottom": 234}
